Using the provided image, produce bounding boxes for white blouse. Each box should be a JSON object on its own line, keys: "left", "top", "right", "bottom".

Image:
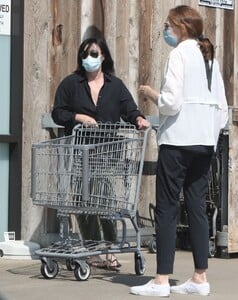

{"left": 157, "top": 39, "right": 228, "bottom": 149}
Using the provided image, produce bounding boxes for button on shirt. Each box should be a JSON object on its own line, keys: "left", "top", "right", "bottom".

{"left": 52, "top": 72, "right": 143, "bottom": 135}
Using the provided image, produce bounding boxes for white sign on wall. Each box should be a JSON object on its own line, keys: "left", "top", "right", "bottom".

{"left": 199, "top": 0, "right": 234, "bottom": 10}
{"left": 0, "top": 0, "right": 11, "bottom": 35}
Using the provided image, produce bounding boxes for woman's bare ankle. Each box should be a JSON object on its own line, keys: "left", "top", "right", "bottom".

{"left": 192, "top": 269, "right": 207, "bottom": 284}
{"left": 154, "top": 274, "right": 169, "bottom": 285}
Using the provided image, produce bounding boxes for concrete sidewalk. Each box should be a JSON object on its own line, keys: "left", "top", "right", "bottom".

{"left": 0, "top": 250, "right": 237, "bottom": 300}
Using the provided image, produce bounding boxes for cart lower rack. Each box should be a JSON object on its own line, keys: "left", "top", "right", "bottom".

{"left": 31, "top": 123, "right": 151, "bottom": 280}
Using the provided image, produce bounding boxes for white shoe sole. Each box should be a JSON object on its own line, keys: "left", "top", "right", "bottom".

{"left": 130, "top": 291, "right": 170, "bottom": 297}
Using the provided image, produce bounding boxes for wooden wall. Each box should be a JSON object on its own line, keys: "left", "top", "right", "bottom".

{"left": 22, "top": 0, "right": 238, "bottom": 250}
{"left": 226, "top": 2, "right": 238, "bottom": 253}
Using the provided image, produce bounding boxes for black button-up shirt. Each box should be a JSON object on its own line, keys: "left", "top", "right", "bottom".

{"left": 52, "top": 72, "right": 144, "bottom": 135}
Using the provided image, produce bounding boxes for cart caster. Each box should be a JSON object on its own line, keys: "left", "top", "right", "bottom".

{"left": 208, "top": 239, "right": 216, "bottom": 258}
{"left": 40, "top": 260, "right": 59, "bottom": 279}
{"left": 134, "top": 252, "right": 145, "bottom": 275}
{"left": 66, "top": 258, "right": 76, "bottom": 271}
{"left": 148, "top": 237, "right": 157, "bottom": 253}
{"left": 74, "top": 262, "right": 91, "bottom": 281}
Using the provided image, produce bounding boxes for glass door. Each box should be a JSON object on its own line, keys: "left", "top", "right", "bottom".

{"left": 0, "top": 0, "right": 11, "bottom": 241}
{"left": 0, "top": 0, "right": 23, "bottom": 241}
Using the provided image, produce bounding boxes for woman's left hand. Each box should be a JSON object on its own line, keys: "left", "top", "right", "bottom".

{"left": 136, "top": 116, "right": 151, "bottom": 130}
{"left": 138, "top": 85, "right": 159, "bottom": 105}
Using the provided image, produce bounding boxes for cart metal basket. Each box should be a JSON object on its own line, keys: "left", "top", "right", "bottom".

{"left": 31, "top": 123, "right": 151, "bottom": 280}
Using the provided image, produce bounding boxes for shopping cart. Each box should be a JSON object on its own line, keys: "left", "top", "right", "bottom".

{"left": 31, "top": 122, "right": 151, "bottom": 280}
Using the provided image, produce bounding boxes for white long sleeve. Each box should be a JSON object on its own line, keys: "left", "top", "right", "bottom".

{"left": 157, "top": 39, "right": 228, "bottom": 148}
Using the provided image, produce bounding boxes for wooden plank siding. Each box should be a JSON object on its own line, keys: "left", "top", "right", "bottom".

{"left": 228, "top": 6, "right": 238, "bottom": 253}
{"left": 22, "top": 0, "right": 238, "bottom": 250}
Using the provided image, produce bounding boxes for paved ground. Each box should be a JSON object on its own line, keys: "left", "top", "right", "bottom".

{"left": 0, "top": 249, "right": 237, "bottom": 300}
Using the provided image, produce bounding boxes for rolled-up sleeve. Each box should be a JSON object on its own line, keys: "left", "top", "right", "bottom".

{"left": 158, "top": 49, "right": 184, "bottom": 116}
{"left": 51, "top": 77, "right": 77, "bottom": 130}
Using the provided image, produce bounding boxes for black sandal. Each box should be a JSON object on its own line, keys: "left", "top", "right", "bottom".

{"left": 87, "top": 255, "right": 106, "bottom": 268}
{"left": 90, "top": 260, "right": 108, "bottom": 269}
{"left": 105, "top": 258, "right": 122, "bottom": 270}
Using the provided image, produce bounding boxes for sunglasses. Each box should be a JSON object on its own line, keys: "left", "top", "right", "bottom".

{"left": 81, "top": 49, "right": 100, "bottom": 59}
{"left": 164, "top": 23, "right": 171, "bottom": 30}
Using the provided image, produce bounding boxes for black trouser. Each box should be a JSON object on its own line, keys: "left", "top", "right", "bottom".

{"left": 78, "top": 215, "right": 116, "bottom": 241}
{"left": 76, "top": 176, "right": 117, "bottom": 242}
{"left": 155, "top": 144, "right": 214, "bottom": 274}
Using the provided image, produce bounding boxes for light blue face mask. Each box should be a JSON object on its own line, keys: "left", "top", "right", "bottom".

{"left": 163, "top": 29, "right": 179, "bottom": 47}
{"left": 82, "top": 55, "right": 102, "bottom": 72}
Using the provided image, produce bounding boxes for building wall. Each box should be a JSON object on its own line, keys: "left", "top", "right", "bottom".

{"left": 22, "top": 0, "right": 237, "bottom": 249}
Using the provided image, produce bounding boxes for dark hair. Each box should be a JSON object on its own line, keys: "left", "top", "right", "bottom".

{"left": 198, "top": 36, "right": 214, "bottom": 62}
{"left": 75, "top": 37, "right": 115, "bottom": 75}
{"left": 168, "top": 5, "right": 203, "bottom": 39}
{"left": 198, "top": 37, "right": 214, "bottom": 91}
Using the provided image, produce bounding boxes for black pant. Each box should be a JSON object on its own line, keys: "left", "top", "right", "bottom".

{"left": 78, "top": 215, "right": 116, "bottom": 241}
{"left": 155, "top": 145, "right": 214, "bottom": 274}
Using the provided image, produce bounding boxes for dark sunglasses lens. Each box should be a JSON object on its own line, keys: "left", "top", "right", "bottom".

{"left": 81, "top": 51, "right": 88, "bottom": 59}
{"left": 89, "top": 50, "right": 99, "bottom": 58}
{"left": 81, "top": 50, "right": 99, "bottom": 59}
{"left": 164, "top": 23, "right": 169, "bottom": 30}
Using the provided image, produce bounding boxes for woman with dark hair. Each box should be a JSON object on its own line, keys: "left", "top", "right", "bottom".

{"left": 52, "top": 37, "right": 150, "bottom": 269}
{"left": 130, "top": 5, "right": 228, "bottom": 297}
{"left": 76, "top": 37, "right": 115, "bottom": 75}
{"left": 52, "top": 37, "right": 149, "bottom": 135}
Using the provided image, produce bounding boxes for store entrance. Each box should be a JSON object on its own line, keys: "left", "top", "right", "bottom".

{"left": 0, "top": 0, "right": 24, "bottom": 240}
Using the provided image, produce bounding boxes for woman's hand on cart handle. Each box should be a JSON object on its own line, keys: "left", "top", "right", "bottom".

{"left": 75, "top": 113, "right": 98, "bottom": 126}
{"left": 136, "top": 116, "right": 151, "bottom": 130}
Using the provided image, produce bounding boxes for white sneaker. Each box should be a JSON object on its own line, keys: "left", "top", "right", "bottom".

{"left": 170, "top": 280, "right": 210, "bottom": 296}
{"left": 130, "top": 280, "right": 170, "bottom": 297}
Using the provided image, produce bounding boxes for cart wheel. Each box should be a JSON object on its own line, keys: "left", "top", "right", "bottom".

{"left": 148, "top": 237, "right": 157, "bottom": 253}
{"left": 66, "top": 258, "right": 76, "bottom": 271}
{"left": 40, "top": 260, "right": 59, "bottom": 279}
{"left": 134, "top": 252, "right": 145, "bottom": 275}
{"left": 74, "top": 262, "right": 91, "bottom": 281}
{"left": 208, "top": 239, "right": 216, "bottom": 258}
